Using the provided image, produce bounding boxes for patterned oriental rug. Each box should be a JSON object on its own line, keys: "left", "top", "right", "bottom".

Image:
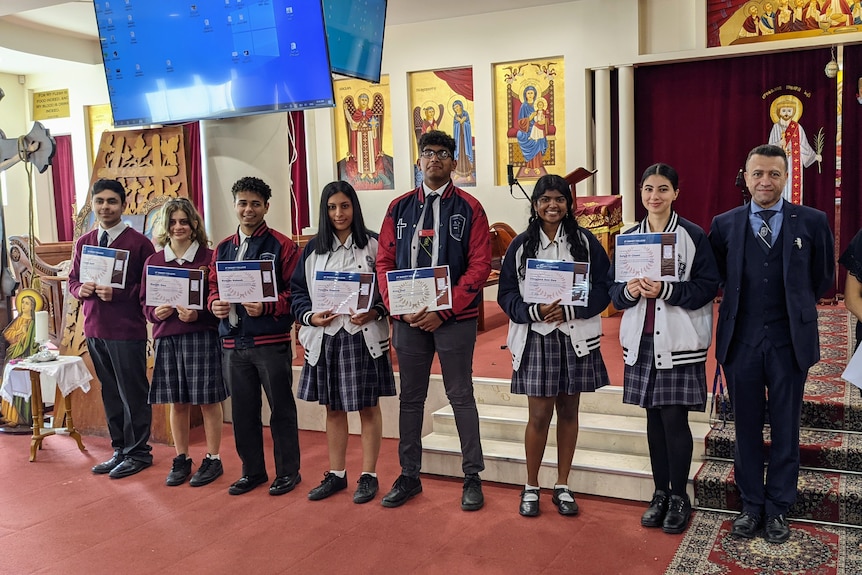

{"left": 664, "top": 510, "right": 862, "bottom": 575}
{"left": 696, "top": 307, "right": 862, "bottom": 526}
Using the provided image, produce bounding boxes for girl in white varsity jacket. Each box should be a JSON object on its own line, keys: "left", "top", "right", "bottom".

{"left": 498, "top": 174, "right": 611, "bottom": 518}
{"left": 609, "top": 163, "right": 720, "bottom": 535}
{"left": 290, "top": 181, "right": 396, "bottom": 505}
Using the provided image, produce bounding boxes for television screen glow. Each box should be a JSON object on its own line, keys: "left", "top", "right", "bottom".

{"left": 322, "top": 0, "right": 386, "bottom": 83}
{"left": 94, "top": 0, "right": 335, "bottom": 127}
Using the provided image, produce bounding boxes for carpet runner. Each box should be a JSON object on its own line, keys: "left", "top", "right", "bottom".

{"left": 695, "top": 307, "right": 862, "bottom": 527}
{"left": 664, "top": 510, "right": 862, "bottom": 575}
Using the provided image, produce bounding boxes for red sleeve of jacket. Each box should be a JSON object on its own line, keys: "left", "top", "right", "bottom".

{"left": 437, "top": 195, "right": 491, "bottom": 321}
{"left": 68, "top": 234, "right": 88, "bottom": 300}
{"left": 207, "top": 240, "right": 224, "bottom": 313}
{"left": 375, "top": 198, "right": 398, "bottom": 312}
{"left": 262, "top": 232, "right": 300, "bottom": 317}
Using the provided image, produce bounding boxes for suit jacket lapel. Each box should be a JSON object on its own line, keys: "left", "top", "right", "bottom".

{"left": 732, "top": 206, "right": 748, "bottom": 281}
{"left": 782, "top": 199, "right": 796, "bottom": 275}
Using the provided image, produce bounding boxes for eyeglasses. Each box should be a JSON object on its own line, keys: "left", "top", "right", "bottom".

{"left": 536, "top": 196, "right": 568, "bottom": 205}
{"left": 420, "top": 149, "right": 452, "bottom": 160}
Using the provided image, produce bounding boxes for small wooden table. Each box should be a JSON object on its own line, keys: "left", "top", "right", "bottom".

{"left": 1, "top": 356, "right": 92, "bottom": 461}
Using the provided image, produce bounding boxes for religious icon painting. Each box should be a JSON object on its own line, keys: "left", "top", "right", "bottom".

{"left": 707, "top": 0, "right": 861, "bottom": 48}
{"left": 493, "top": 58, "right": 566, "bottom": 185}
{"left": 333, "top": 76, "right": 395, "bottom": 191}
{"left": 407, "top": 67, "right": 476, "bottom": 187}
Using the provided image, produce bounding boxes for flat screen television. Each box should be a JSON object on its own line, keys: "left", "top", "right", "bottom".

{"left": 94, "top": 0, "right": 335, "bottom": 127}
{"left": 322, "top": 0, "right": 386, "bottom": 83}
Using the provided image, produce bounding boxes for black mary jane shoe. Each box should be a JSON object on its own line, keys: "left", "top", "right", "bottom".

{"left": 519, "top": 488, "right": 540, "bottom": 517}
{"left": 551, "top": 487, "right": 579, "bottom": 516}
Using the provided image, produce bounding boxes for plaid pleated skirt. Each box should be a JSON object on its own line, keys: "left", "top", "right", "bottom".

{"left": 298, "top": 329, "right": 396, "bottom": 412}
{"left": 149, "top": 330, "right": 228, "bottom": 405}
{"left": 511, "top": 329, "right": 609, "bottom": 397}
{"left": 622, "top": 335, "right": 707, "bottom": 411}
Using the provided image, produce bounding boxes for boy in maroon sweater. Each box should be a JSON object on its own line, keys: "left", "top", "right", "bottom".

{"left": 69, "top": 179, "right": 155, "bottom": 479}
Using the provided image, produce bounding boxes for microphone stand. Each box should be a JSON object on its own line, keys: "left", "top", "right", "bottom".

{"left": 509, "top": 175, "right": 530, "bottom": 201}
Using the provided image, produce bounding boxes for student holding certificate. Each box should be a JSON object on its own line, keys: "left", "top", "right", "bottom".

{"left": 208, "top": 177, "right": 302, "bottom": 497}
{"left": 497, "top": 174, "right": 611, "bottom": 518}
{"left": 290, "top": 181, "right": 395, "bottom": 504}
{"left": 142, "top": 198, "right": 228, "bottom": 488}
{"left": 69, "top": 178, "right": 155, "bottom": 479}
{"left": 609, "top": 163, "right": 719, "bottom": 535}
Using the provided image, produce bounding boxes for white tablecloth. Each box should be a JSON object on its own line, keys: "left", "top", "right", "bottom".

{"left": 0, "top": 356, "right": 92, "bottom": 402}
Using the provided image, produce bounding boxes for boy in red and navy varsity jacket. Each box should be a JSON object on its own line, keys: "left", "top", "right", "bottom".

{"left": 69, "top": 178, "right": 155, "bottom": 479}
{"left": 376, "top": 131, "right": 491, "bottom": 511}
{"left": 208, "top": 176, "right": 302, "bottom": 497}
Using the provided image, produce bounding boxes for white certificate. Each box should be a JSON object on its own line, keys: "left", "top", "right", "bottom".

{"left": 385, "top": 266, "right": 452, "bottom": 316}
{"left": 524, "top": 259, "right": 590, "bottom": 306}
{"left": 80, "top": 245, "right": 129, "bottom": 288}
{"left": 216, "top": 260, "right": 278, "bottom": 303}
{"left": 145, "top": 266, "right": 204, "bottom": 310}
{"left": 312, "top": 270, "right": 375, "bottom": 314}
{"left": 842, "top": 344, "right": 862, "bottom": 390}
{"left": 615, "top": 232, "right": 679, "bottom": 282}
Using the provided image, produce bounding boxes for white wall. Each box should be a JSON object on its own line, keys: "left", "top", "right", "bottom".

{"left": 0, "top": 72, "right": 33, "bottom": 239}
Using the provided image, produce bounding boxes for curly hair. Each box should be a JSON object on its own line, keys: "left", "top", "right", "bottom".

{"left": 518, "top": 174, "right": 588, "bottom": 279}
{"left": 154, "top": 197, "right": 209, "bottom": 248}
{"left": 231, "top": 176, "right": 272, "bottom": 203}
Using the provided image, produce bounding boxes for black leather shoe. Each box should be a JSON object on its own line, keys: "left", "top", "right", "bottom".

{"left": 519, "top": 488, "right": 540, "bottom": 517}
{"left": 308, "top": 472, "right": 347, "bottom": 501}
{"left": 353, "top": 474, "right": 379, "bottom": 504}
{"left": 228, "top": 474, "right": 268, "bottom": 495}
{"left": 662, "top": 494, "right": 692, "bottom": 534}
{"left": 269, "top": 473, "right": 302, "bottom": 496}
{"left": 764, "top": 514, "right": 790, "bottom": 544}
{"left": 165, "top": 454, "right": 192, "bottom": 486}
{"left": 92, "top": 451, "right": 124, "bottom": 474}
{"left": 462, "top": 473, "right": 484, "bottom": 511}
{"left": 641, "top": 490, "right": 669, "bottom": 527}
{"left": 109, "top": 458, "right": 152, "bottom": 479}
{"left": 381, "top": 475, "right": 422, "bottom": 508}
{"left": 731, "top": 511, "right": 762, "bottom": 539}
{"left": 551, "top": 487, "right": 579, "bottom": 516}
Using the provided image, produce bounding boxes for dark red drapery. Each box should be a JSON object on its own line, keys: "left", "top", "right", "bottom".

{"left": 289, "top": 111, "right": 309, "bottom": 235}
{"left": 837, "top": 44, "right": 862, "bottom": 282}
{"left": 634, "top": 48, "right": 837, "bottom": 236}
{"left": 184, "top": 122, "right": 204, "bottom": 216}
{"left": 50, "top": 135, "right": 75, "bottom": 242}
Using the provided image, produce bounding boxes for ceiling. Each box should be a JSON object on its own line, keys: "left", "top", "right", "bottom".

{"left": 0, "top": 0, "right": 577, "bottom": 77}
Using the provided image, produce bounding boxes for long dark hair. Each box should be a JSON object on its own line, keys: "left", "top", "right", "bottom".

{"left": 518, "top": 174, "right": 588, "bottom": 278}
{"left": 315, "top": 181, "right": 371, "bottom": 255}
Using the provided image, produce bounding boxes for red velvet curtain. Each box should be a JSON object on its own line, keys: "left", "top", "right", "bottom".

{"left": 50, "top": 135, "right": 75, "bottom": 241}
{"left": 634, "top": 48, "right": 836, "bottom": 235}
{"left": 289, "top": 111, "right": 309, "bottom": 235}
{"left": 838, "top": 45, "right": 862, "bottom": 280}
{"left": 184, "top": 122, "right": 204, "bottom": 216}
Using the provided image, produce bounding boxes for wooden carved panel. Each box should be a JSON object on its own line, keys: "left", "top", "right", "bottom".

{"left": 60, "top": 125, "right": 192, "bottom": 441}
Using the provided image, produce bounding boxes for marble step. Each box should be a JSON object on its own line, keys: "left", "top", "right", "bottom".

{"left": 472, "top": 379, "right": 711, "bottom": 424}
{"left": 420, "top": 433, "right": 698, "bottom": 503}
{"left": 433, "top": 403, "right": 711, "bottom": 458}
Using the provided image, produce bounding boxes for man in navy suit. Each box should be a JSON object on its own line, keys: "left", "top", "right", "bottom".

{"left": 709, "top": 144, "right": 834, "bottom": 544}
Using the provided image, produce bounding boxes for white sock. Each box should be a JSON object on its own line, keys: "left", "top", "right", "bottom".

{"left": 206, "top": 453, "right": 220, "bottom": 460}
{"left": 361, "top": 472, "right": 377, "bottom": 478}
{"left": 523, "top": 484, "right": 539, "bottom": 501}
{"left": 330, "top": 469, "right": 346, "bottom": 478}
{"left": 555, "top": 484, "right": 574, "bottom": 502}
